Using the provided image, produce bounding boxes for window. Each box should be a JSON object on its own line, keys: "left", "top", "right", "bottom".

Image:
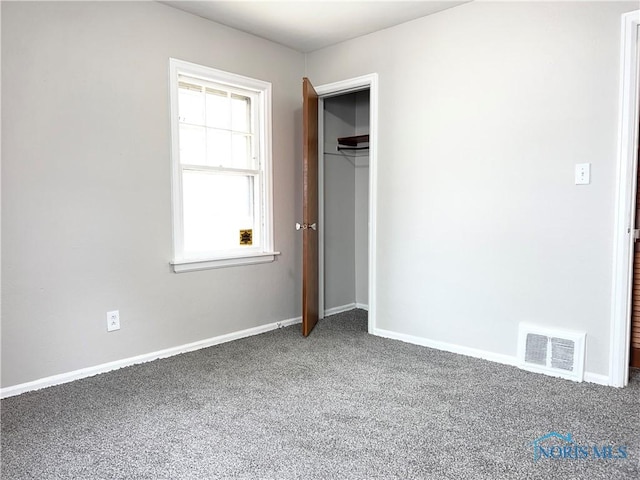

{"left": 169, "top": 59, "right": 278, "bottom": 272}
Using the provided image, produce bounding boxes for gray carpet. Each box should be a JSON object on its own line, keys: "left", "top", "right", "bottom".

{"left": 1, "top": 309, "right": 639, "bottom": 479}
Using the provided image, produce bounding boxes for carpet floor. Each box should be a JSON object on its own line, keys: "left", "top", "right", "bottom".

{"left": 1, "top": 309, "right": 639, "bottom": 479}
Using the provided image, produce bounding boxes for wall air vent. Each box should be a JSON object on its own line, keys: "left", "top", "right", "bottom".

{"left": 517, "top": 324, "right": 586, "bottom": 382}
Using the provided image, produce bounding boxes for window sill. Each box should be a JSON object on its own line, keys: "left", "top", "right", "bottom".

{"left": 171, "top": 251, "right": 281, "bottom": 273}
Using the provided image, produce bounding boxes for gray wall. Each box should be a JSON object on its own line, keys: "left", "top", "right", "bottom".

{"left": 323, "top": 94, "right": 356, "bottom": 310}
{"left": 307, "top": 1, "right": 638, "bottom": 375}
{"left": 1, "top": 1, "right": 304, "bottom": 387}
{"left": 3, "top": 1, "right": 636, "bottom": 388}
{"left": 354, "top": 166, "right": 369, "bottom": 307}
{"left": 354, "top": 91, "right": 370, "bottom": 307}
{"left": 323, "top": 92, "right": 370, "bottom": 312}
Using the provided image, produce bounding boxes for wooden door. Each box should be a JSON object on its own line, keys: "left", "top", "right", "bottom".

{"left": 632, "top": 124, "right": 640, "bottom": 368}
{"left": 302, "top": 77, "right": 319, "bottom": 336}
{"left": 631, "top": 250, "right": 640, "bottom": 367}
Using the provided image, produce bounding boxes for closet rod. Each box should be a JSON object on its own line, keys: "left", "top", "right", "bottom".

{"left": 337, "top": 145, "right": 369, "bottom": 151}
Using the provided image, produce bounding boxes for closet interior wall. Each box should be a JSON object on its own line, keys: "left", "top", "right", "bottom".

{"left": 323, "top": 90, "right": 370, "bottom": 312}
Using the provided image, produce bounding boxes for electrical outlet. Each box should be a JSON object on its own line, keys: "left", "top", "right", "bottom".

{"left": 107, "top": 310, "right": 120, "bottom": 332}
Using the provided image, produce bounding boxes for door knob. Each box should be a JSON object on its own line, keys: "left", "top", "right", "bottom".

{"left": 296, "top": 222, "right": 317, "bottom": 231}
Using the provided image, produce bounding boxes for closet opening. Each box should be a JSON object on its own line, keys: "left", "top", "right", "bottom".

{"left": 318, "top": 89, "right": 371, "bottom": 320}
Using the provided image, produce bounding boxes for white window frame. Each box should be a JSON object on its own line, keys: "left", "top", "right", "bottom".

{"left": 168, "top": 58, "right": 278, "bottom": 272}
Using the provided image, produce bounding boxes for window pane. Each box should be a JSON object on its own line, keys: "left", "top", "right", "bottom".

{"left": 179, "top": 124, "right": 206, "bottom": 165}
{"left": 182, "top": 170, "right": 256, "bottom": 254}
{"left": 207, "top": 129, "right": 231, "bottom": 167}
{"left": 206, "top": 88, "right": 229, "bottom": 129}
{"left": 231, "top": 94, "right": 251, "bottom": 133}
{"left": 232, "top": 134, "right": 253, "bottom": 169}
{"left": 178, "top": 83, "right": 204, "bottom": 125}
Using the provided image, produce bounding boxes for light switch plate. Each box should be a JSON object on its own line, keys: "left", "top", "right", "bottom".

{"left": 575, "top": 163, "right": 591, "bottom": 185}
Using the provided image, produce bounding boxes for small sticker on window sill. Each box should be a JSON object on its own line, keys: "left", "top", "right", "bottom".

{"left": 240, "top": 229, "right": 253, "bottom": 245}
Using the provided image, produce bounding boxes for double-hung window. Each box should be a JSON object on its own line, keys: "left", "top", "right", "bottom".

{"left": 169, "top": 59, "right": 277, "bottom": 272}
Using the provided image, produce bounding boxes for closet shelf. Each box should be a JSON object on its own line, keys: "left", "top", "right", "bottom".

{"left": 337, "top": 134, "right": 369, "bottom": 151}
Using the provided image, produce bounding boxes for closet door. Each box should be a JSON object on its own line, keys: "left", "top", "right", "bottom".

{"left": 302, "top": 77, "right": 319, "bottom": 336}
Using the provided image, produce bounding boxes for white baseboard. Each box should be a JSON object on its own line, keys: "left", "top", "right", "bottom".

{"left": 583, "top": 371, "right": 610, "bottom": 386}
{"left": 372, "top": 328, "right": 612, "bottom": 386}
{"left": 0, "top": 315, "right": 302, "bottom": 399}
{"left": 373, "top": 328, "right": 519, "bottom": 367}
{"left": 1, "top": 317, "right": 614, "bottom": 398}
{"left": 323, "top": 303, "right": 369, "bottom": 316}
{"left": 324, "top": 303, "right": 356, "bottom": 316}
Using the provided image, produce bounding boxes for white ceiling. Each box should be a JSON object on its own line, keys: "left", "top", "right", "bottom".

{"left": 161, "top": 1, "right": 469, "bottom": 53}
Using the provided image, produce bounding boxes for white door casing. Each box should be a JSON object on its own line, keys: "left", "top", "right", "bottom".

{"left": 610, "top": 11, "right": 640, "bottom": 387}
{"left": 315, "top": 74, "right": 378, "bottom": 334}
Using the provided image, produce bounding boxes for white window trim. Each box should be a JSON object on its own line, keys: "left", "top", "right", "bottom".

{"left": 168, "top": 58, "right": 279, "bottom": 272}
